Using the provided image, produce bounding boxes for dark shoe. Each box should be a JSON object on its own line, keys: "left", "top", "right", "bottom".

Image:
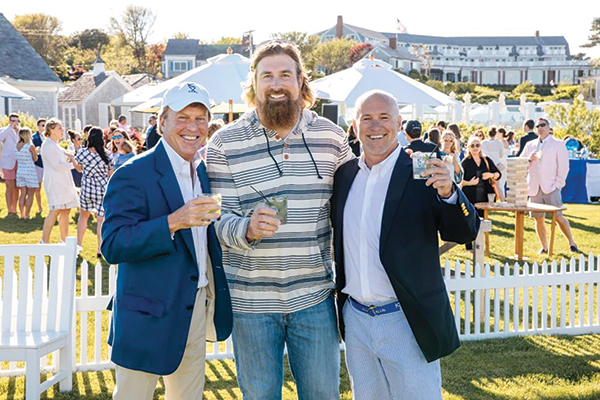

{"left": 570, "top": 245, "right": 580, "bottom": 254}
{"left": 538, "top": 248, "right": 548, "bottom": 255}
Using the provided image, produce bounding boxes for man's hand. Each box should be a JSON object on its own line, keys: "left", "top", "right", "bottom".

{"left": 167, "top": 196, "right": 220, "bottom": 234}
{"left": 423, "top": 158, "right": 453, "bottom": 198}
{"left": 482, "top": 172, "right": 495, "bottom": 180}
{"left": 246, "top": 207, "right": 280, "bottom": 242}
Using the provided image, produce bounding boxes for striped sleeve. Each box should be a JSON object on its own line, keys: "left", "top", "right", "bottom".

{"left": 207, "top": 135, "right": 256, "bottom": 251}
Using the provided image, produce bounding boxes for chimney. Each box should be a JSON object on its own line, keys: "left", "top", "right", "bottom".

{"left": 389, "top": 37, "right": 397, "bottom": 50}
{"left": 336, "top": 15, "right": 343, "bottom": 39}
{"left": 535, "top": 30, "right": 540, "bottom": 38}
{"left": 93, "top": 54, "right": 105, "bottom": 76}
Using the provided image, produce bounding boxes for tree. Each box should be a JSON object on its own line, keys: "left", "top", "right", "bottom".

{"left": 571, "top": 53, "right": 589, "bottom": 61}
{"left": 110, "top": 5, "right": 156, "bottom": 73}
{"left": 172, "top": 32, "right": 190, "bottom": 39}
{"left": 147, "top": 43, "right": 166, "bottom": 77}
{"left": 582, "top": 17, "right": 600, "bottom": 48}
{"left": 312, "top": 38, "right": 356, "bottom": 75}
{"left": 100, "top": 36, "right": 137, "bottom": 76}
{"left": 214, "top": 37, "right": 241, "bottom": 45}
{"left": 349, "top": 43, "right": 373, "bottom": 64}
{"left": 270, "top": 31, "right": 321, "bottom": 73}
{"left": 545, "top": 97, "right": 600, "bottom": 155}
{"left": 12, "top": 13, "right": 68, "bottom": 78}
{"left": 69, "top": 29, "right": 110, "bottom": 52}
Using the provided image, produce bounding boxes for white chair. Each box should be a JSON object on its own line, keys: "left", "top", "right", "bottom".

{"left": 0, "top": 237, "right": 77, "bottom": 399}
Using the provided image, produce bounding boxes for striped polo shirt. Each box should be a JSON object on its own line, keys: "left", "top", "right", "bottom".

{"left": 206, "top": 109, "right": 353, "bottom": 314}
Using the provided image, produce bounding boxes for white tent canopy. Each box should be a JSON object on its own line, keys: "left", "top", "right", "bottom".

{"left": 0, "top": 78, "right": 34, "bottom": 100}
{"left": 311, "top": 59, "right": 457, "bottom": 107}
{"left": 114, "top": 53, "right": 250, "bottom": 113}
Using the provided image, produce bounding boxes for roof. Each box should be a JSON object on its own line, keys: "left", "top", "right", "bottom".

{"left": 122, "top": 73, "right": 162, "bottom": 89}
{"left": 58, "top": 71, "right": 116, "bottom": 102}
{"left": 196, "top": 44, "right": 250, "bottom": 61}
{"left": 382, "top": 32, "right": 569, "bottom": 48}
{"left": 163, "top": 40, "right": 251, "bottom": 60}
{"left": 371, "top": 43, "right": 421, "bottom": 62}
{"left": 164, "top": 39, "right": 200, "bottom": 56}
{"left": 0, "top": 13, "right": 61, "bottom": 83}
{"left": 345, "top": 24, "right": 389, "bottom": 41}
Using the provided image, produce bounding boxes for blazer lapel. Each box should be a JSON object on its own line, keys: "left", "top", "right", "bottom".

{"left": 197, "top": 160, "right": 211, "bottom": 194}
{"left": 336, "top": 159, "right": 360, "bottom": 226}
{"left": 380, "top": 149, "right": 412, "bottom": 251}
{"left": 155, "top": 142, "right": 197, "bottom": 264}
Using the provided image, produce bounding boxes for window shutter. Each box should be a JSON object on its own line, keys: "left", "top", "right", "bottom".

{"left": 188, "top": 61, "right": 191, "bottom": 70}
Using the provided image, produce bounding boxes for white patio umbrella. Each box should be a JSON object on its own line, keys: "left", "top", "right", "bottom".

{"left": 0, "top": 78, "right": 34, "bottom": 100}
{"left": 128, "top": 52, "right": 250, "bottom": 113}
{"left": 311, "top": 58, "right": 457, "bottom": 107}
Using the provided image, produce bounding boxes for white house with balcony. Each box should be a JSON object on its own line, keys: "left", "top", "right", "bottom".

{"left": 317, "top": 16, "right": 599, "bottom": 86}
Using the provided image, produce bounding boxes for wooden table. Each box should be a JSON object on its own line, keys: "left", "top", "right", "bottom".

{"left": 474, "top": 202, "right": 567, "bottom": 261}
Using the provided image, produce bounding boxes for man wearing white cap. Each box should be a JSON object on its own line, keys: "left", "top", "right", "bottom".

{"left": 102, "top": 82, "right": 232, "bottom": 399}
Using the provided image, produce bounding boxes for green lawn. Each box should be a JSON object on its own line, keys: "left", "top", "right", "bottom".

{"left": 0, "top": 184, "right": 599, "bottom": 399}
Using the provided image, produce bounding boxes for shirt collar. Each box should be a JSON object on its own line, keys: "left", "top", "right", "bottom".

{"left": 161, "top": 138, "right": 201, "bottom": 176}
{"left": 357, "top": 143, "right": 401, "bottom": 177}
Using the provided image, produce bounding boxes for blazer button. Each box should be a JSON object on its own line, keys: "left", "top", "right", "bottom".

{"left": 191, "top": 276, "right": 199, "bottom": 281}
{"left": 187, "top": 305, "right": 194, "bottom": 310}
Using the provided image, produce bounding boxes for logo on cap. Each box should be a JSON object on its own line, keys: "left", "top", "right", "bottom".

{"left": 187, "top": 83, "right": 198, "bottom": 94}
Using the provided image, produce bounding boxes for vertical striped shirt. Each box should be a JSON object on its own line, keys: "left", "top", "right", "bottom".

{"left": 206, "top": 109, "right": 353, "bottom": 313}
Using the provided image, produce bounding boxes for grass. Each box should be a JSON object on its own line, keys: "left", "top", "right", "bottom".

{"left": 0, "top": 184, "right": 599, "bottom": 399}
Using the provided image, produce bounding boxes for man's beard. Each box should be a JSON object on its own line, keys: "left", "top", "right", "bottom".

{"left": 257, "top": 89, "right": 303, "bottom": 130}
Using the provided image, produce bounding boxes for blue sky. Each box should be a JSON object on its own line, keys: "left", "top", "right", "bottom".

{"left": 3, "top": 0, "right": 599, "bottom": 59}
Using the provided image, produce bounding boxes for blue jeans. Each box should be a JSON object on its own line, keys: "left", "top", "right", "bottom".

{"left": 231, "top": 295, "right": 340, "bottom": 400}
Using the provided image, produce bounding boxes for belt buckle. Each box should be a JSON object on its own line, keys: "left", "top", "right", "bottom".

{"left": 367, "top": 305, "right": 377, "bottom": 317}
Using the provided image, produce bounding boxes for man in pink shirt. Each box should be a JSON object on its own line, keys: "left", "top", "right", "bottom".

{"left": 520, "top": 117, "right": 578, "bottom": 254}
{"left": 0, "top": 113, "right": 20, "bottom": 215}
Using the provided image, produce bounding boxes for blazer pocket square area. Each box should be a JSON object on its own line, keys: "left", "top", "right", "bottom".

{"left": 119, "top": 293, "right": 166, "bottom": 317}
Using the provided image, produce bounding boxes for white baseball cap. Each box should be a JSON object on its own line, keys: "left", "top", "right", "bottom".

{"left": 161, "top": 82, "right": 212, "bottom": 116}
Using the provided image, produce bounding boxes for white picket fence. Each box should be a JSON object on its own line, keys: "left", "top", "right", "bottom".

{"left": 2, "top": 254, "right": 600, "bottom": 376}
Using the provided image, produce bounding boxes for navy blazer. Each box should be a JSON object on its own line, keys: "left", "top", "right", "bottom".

{"left": 101, "top": 141, "right": 232, "bottom": 375}
{"left": 32, "top": 132, "right": 43, "bottom": 168}
{"left": 331, "top": 149, "right": 480, "bottom": 362}
{"left": 516, "top": 131, "right": 538, "bottom": 157}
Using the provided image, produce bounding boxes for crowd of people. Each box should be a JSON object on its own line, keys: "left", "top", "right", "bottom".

{"left": 0, "top": 39, "right": 583, "bottom": 400}
{"left": 363, "top": 115, "right": 579, "bottom": 254}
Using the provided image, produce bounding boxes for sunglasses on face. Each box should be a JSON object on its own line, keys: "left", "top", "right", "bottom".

{"left": 470, "top": 143, "right": 481, "bottom": 148}
{"left": 535, "top": 123, "right": 547, "bottom": 128}
{"left": 112, "top": 135, "right": 123, "bottom": 140}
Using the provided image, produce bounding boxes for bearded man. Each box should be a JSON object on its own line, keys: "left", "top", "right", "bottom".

{"left": 206, "top": 41, "right": 352, "bottom": 399}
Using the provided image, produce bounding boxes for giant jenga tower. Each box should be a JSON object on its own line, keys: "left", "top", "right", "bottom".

{"left": 505, "top": 158, "right": 529, "bottom": 206}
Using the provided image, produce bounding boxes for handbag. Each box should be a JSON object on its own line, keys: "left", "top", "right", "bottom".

{"left": 482, "top": 156, "right": 502, "bottom": 201}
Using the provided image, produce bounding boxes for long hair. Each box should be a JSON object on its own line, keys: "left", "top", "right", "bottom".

{"left": 18, "top": 127, "right": 32, "bottom": 144}
{"left": 87, "top": 127, "right": 111, "bottom": 165}
{"left": 466, "top": 135, "right": 485, "bottom": 159}
{"left": 242, "top": 40, "right": 314, "bottom": 109}
{"left": 442, "top": 130, "right": 458, "bottom": 154}
{"left": 110, "top": 129, "right": 135, "bottom": 154}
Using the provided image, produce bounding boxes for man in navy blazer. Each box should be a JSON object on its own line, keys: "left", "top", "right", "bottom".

{"left": 102, "top": 82, "right": 232, "bottom": 400}
{"left": 331, "top": 91, "right": 480, "bottom": 399}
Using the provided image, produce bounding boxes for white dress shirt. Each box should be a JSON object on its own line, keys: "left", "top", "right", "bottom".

{"left": 342, "top": 145, "right": 457, "bottom": 305}
{"left": 342, "top": 145, "right": 403, "bottom": 305}
{"left": 162, "top": 139, "right": 209, "bottom": 288}
{"left": 0, "top": 126, "right": 18, "bottom": 169}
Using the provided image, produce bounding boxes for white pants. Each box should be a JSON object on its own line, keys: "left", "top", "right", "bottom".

{"left": 113, "top": 287, "right": 208, "bottom": 400}
{"left": 343, "top": 299, "right": 442, "bottom": 400}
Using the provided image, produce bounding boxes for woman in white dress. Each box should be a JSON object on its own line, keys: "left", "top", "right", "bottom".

{"left": 40, "top": 119, "right": 79, "bottom": 244}
{"left": 15, "top": 127, "right": 39, "bottom": 218}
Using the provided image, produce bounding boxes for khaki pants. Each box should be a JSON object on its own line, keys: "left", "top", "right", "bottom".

{"left": 113, "top": 287, "right": 208, "bottom": 400}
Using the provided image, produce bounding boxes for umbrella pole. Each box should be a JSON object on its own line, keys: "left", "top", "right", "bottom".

{"left": 229, "top": 99, "right": 233, "bottom": 123}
